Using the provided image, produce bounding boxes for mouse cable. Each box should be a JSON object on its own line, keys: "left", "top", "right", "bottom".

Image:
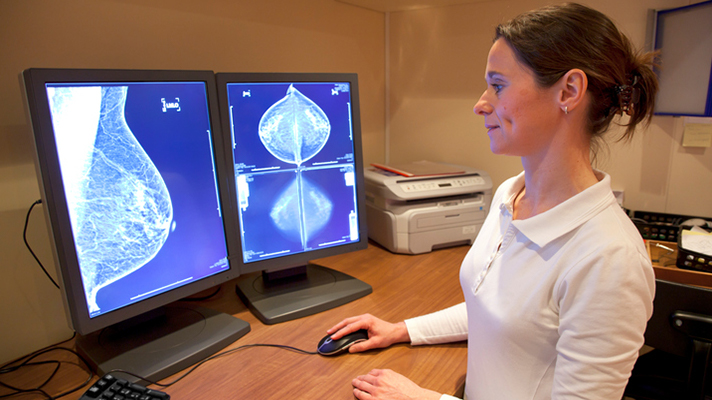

{"left": 0, "top": 339, "right": 316, "bottom": 397}
{"left": 110, "top": 343, "right": 319, "bottom": 389}
{"left": 0, "top": 344, "right": 93, "bottom": 400}
{"left": 23, "top": 199, "right": 60, "bottom": 290}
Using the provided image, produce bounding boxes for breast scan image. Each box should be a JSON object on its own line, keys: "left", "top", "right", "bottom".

{"left": 48, "top": 86, "right": 173, "bottom": 314}
{"left": 258, "top": 84, "right": 331, "bottom": 165}
{"left": 259, "top": 85, "right": 333, "bottom": 247}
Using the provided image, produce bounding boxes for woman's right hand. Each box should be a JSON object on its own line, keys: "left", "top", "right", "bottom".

{"left": 326, "top": 314, "right": 411, "bottom": 353}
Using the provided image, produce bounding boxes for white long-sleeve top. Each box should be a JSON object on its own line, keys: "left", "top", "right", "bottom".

{"left": 405, "top": 171, "right": 654, "bottom": 400}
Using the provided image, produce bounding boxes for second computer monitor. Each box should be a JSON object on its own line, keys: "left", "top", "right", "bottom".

{"left": 216, "top": 73, "right": 370, "bottom": 324}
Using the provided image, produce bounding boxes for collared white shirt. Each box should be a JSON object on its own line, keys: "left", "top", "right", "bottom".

{"left": 406, "top": 171, "right": 654, "bottom": 400}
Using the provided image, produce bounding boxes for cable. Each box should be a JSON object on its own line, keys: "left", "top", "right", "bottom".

{"left": 110, "top": 343, "right": 318, "bottom": 389}
{"left": 0, "top": 346, "right": 93, "bottom": 399}
{"left": 16, "top": 199, "right": 317, "bottom": 396}
{"left": 23, "top": 199, "right": 59, "bottom": 289}
{"left": 0, "top": 341, "right": 316, "bottom": 398}
{"left": 0, "top": 333, "right": 81, "bottom": 398}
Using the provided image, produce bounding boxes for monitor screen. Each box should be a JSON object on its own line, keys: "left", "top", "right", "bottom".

{"left": 216, "top": 73, "right": 371, "bottom": 324}
{"left": 21, "top": 68, "right": 249, "bottom": 383}
{"left": 653, "top": 1, "right": 712, "bottom": 116}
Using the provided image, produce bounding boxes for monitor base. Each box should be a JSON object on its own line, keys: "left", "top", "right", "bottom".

{"left": 75, "top": 304, "right": 250, "bottom": 385}
{"left": 235, "top": 264, "right": 372, "bottom": 325}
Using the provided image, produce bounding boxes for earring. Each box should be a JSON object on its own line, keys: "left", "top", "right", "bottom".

{"left": 564, "top": 106, "right": 568, "bottom": 115}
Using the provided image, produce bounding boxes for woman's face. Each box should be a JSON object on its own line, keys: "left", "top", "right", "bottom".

{"left": 474, "top": 39, "right": 560, "bottom": 157}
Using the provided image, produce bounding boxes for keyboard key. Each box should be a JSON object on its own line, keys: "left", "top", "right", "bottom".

{"left": 79, "top": 374, "right": 170, "bottom": 400}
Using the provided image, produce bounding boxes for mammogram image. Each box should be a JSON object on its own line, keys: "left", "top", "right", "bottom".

{"left": 48, "top": 85, "right": 172, "bottom": 313}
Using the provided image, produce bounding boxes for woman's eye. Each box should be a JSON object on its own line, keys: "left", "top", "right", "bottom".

{"left": 492, "top": 84, "right": 503, "bottom": 94}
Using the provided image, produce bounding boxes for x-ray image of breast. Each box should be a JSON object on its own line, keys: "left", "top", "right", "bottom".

{"left": 256, "top": 85, "right": 333, "bottom": 247}
{"left": 49, "top": 86, "right": 173, "bottom": 313}
{"left": 270, "top": 174, "right": 333, "bottom": 245}
{"left": 258, "top": 84, "right": 330, "bottom": 166}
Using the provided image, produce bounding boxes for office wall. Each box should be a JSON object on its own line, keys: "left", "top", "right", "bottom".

{"left": 386, "top": 0, "right": 712, "bottom": 217}
{"left": 0, "top": 0, "right": 384, "bottom": 364}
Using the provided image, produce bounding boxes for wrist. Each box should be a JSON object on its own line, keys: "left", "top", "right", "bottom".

{"left": 396, "top": 321, "right": 411, "bottom": 344}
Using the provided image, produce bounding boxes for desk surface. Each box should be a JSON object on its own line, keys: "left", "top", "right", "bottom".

{"left": 1, "top": 243, "right": 469, "bottom": 400}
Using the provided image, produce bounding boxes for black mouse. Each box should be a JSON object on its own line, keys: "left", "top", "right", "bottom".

{"left": 317, "top": 329, "right": 369, "bottom": 356}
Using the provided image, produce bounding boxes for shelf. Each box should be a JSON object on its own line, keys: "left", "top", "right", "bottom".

{"left": 647, "top": 240, "right": 712, "bottom": 289}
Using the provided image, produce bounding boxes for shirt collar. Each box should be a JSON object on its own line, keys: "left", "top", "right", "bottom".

{"left": 501, "top": 171, "right": 618, "bottom": 248}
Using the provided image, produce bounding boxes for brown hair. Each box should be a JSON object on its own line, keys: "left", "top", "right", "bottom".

{"left": 494, "top": 3, "right": 658, "bottom": 142}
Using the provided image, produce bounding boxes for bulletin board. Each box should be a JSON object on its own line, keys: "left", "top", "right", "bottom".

{"left": 653, "top": 0, "right": 712, "bottom": 116}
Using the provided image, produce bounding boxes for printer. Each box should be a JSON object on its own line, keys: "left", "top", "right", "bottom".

{"left": 364, "top": 163, "right": 492, "bottom": 254}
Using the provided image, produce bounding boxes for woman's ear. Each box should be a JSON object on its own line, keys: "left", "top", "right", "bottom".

{"left": 558, "top": 69, "right": 588, "bottom": 114}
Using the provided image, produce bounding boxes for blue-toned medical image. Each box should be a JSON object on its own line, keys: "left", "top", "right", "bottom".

{"left": 297, "top": 166, "right": 359, "bottom": 247}
{"left": 270, "top": 174, "right": 332, "bottom": 245}
{"left": 237, "top": 166, "right": 357, "bottom": 262}
{"left": 237, "top": 172, "right": 307, "bottom": 260}
{"left": 49, "top": 86, "right": 173, "bottom": 313}
{"left": 47, "top": 81, "right": 229, "bottom": 318}
{"left": 259, "top": 84, "right": 331, "bottom": 166}
{"left": 227, "top": 82, "right": 355, "bottom": 173}
{"left": 227, "top": 81, "right": 359, "bottom": 263}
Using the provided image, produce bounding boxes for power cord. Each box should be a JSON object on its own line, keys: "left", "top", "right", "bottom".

{"left": 109, "top": 343, "right": 318, "bottom": 389}
{"left": 0, "top": 334, "right": 94, "bottom": 400}
{"left": 17, "top": 201, "right": 319, "bottom": 397}
{"left": 23, "top": 199, "right": 59, "bottom": 289}
{"left": 0, "top": 337, "right": 317, "bottom": 398}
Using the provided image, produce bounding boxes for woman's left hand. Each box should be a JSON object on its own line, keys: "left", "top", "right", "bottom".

{"left": 352, "top": 369, "right": 442, "bottom": 400}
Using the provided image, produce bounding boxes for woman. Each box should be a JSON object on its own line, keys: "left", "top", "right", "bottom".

{"left": 327, "top": 3, "right": 658, "bottom": 400}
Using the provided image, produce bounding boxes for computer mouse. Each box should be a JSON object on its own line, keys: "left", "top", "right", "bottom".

{"left": 317, "top": 329, "right": 369, "bottom": 356}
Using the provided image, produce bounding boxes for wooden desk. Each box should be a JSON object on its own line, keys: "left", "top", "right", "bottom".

{"left": 647, "top": 240, "right": 712, "bottom": 288}
{"left": 1, "top": 243, "right": 468, "bottom": 399}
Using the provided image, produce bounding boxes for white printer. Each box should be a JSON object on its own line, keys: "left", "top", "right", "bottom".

{"left": 364, "top": 163, "right": 492, "bottom": 254}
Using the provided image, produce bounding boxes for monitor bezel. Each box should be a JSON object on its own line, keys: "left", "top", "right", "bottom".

{"left": 215, "top": 72, "right": 369, "bottom": 276}
{"left": 21, "top": 68, "right": 244, "bottom": 335}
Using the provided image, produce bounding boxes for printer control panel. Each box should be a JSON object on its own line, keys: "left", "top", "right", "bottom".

{"left": 400, "top": 176, "right": 486, "bottom": 193}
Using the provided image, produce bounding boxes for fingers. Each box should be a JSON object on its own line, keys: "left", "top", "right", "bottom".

{"left": 327, "top": 315, "right": 410, "bottom": 354}
{"left": 326, "top": 316, "right": 358, "bottom": 335}
{"left": 352, "top": 370, "right": 393, "bottom": 399}
{"left": 348, "top": 341, "right": 370, "bottom": 353}
{"left": 352, "top": 369, "right": 441, "bottom": 400}
{"left": 352, "top": 370, "right": 379, "bottom": 398}
{"left": 348, "top": 331, "right": 392, "bottom": 353}
{"left": 326, "top": 316, "right": 354, "bottom": 334}
{"left": 327, "top": 314, "right": 373, "bottom": 339}
{"left": 352, "top": 375, "right": 371, "bottom": 392}
{"left": 353, "top": 387, "right": 370, "bottom": 399}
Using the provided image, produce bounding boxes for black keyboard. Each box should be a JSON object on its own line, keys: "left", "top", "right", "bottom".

{"left": 79, "top": 374, "right": 170, "bottom": 400}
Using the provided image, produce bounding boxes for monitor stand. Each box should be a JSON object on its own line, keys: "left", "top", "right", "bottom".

{"left": 235, "top": 263, "right": 372, "bottom": 325}
{"left": 75, "top": 304, "right": 250, "bottom": 385}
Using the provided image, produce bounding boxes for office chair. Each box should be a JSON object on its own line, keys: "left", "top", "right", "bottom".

{"left": 624, "top": 279, "right": 712, "bottom": 400}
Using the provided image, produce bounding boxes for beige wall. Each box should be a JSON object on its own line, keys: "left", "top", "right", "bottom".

{"left": 0, "top": 0, "right": 384, "bottom": 364}
{"left": 387, "top": 0, "right": 712, "bottom": 217}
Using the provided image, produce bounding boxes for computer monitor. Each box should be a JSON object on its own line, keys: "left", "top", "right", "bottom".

{"left": 21, "top": 68, "right": 250, "bottom": 384}
{"left": 215, "top": 72, "right": 371, "bottom": 325}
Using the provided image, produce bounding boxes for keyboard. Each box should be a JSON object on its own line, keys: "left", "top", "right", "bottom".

{"left": 79, "top": 374, "right": 170, "bottom": 400}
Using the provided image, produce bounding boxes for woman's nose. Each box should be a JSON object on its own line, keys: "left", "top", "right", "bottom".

{"left": 473, "top": 93, "right": 491, "bottom": 116}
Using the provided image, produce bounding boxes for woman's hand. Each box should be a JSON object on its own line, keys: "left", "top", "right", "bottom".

{"left": 352, "top": 369, "right": 442, "bottom": 400}
{"left": 326, "top": 314, "right": 410, "bottom": 353}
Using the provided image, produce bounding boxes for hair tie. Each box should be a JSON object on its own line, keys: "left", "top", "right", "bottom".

{"left": 615, "top": 74, "right": 640, "bottom": 116}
